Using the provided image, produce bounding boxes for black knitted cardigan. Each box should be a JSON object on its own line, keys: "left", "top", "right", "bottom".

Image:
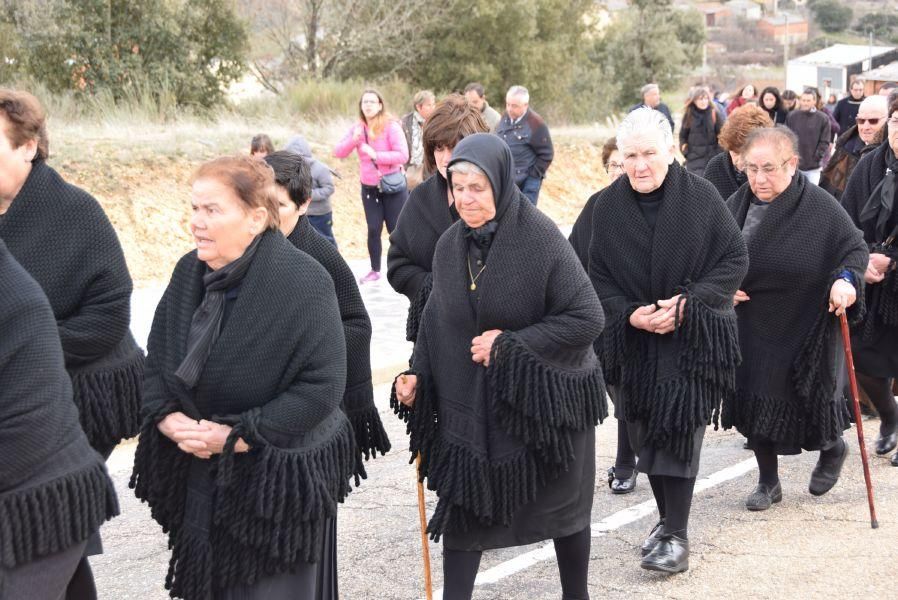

{"left": 0, "top": 239, "right": 119, "bottom": 569}
{"left": 392, "top": 134, "right": 607, "bottom": 542}
{"left": 0, "top": 159, "right": 144, "bottom": 451}
{"left": 723, "top": 175, "right": 868, "bottom": 448}
{"left": 130, "top": 230, "right": 355, "bottom": 600}
{"left": 589, "top": 162, "right": 748, "bottom": 462}
{"left": 287, "top": 215, "right": 390, "bottom": 467}
{"left": 842, "top": 141, "right": 898, "bottom": 341}
{"left": 702, "top": 151, "right": 746, "bottom": 203}
{"left": 387, "top": 172, "right": 456, "bottom": 342}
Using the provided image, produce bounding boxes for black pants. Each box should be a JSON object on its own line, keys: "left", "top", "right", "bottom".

{"left": 361, "top": 185, "right": 406, "bottom": 271}
{"left": 442, "top": 527, "right": 591, "bottom": 600}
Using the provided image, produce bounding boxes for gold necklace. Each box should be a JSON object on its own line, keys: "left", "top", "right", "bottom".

{"left": 467, "top": 258, "right": 486, "bottom": 291}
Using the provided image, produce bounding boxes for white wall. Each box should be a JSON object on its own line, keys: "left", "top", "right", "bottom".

{"left": 786, "top": 62, "right": 818, "bottom": 93}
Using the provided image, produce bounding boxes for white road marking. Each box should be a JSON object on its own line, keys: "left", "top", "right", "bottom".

{"left": 430, "top": 457, "right": 757, "bottom": 599}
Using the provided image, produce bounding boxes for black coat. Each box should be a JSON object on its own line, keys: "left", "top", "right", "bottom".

{"left": 724, "top": 175, "right": 868, "bottom": 451}
{"left": 387, "top": 173, "right": 456, "bottom": 341}
{"left": 130, "top": 230, "right": 355, "bottom": 599}
{"left": 702, "top": 151, "right": 747, "bottom": 203}
{"left": 569, "top": 188, "right": 606, "bottom": 269}
{"left": 841, "top": 141, "right": 898, "bottom": 377}
{"left": 395, "top": 134, "right": 606, "bottom": 549}
{"left": 0, "top": 160, "right": 144, "bottom": 451}
{"left": 589, "top": 161, "right": 748, "bottom": 462}
{"left": 786, "top": 110, "right": 832, "bottom": 171}
{"left": 0, "top": 239, "right": 118, "bottom": 569}
{"left": 287, "top": 216, "right": 389, "bottom": 465}
{"left": 679, "top": 106, "right": 723, "bottom": 175}
{"left": 833, "top": 96, "right": 864, "bottom": 134}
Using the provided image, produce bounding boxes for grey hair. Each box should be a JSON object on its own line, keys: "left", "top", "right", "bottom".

{"left": 742, "top": 125, "right": 799, "bottom": 158}
{"left": 859, "top": 94, "right": 888, "bottom": 115}
{"left": 641, "top": 83, "right": 660, "bottom": 97}
{"left": 506, "top": 85, "right": 529, "bottom": 103}
{"left": 448, "top": 160, "right": 486, "bottom": 177}
{"left": 616, "top": 107, "right": 674, "bottom": 150}
{"left": 413, "top": 90, "right": 435, "bottom": 107}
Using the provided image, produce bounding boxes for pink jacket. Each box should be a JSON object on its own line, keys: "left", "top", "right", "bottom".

{"left": 333, "top": 120, "right": 409, "bottom": 186}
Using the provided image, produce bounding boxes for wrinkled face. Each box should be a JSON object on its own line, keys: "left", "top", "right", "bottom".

{"left": 360, "top": 93, "right": 383, "bottom": 120}
{"left": 190, "top": 177, "right": 266, "bottom": 270}
{"left": 643, "top": 88, "right": 661, "bottom": 108}
{"left": 465, "top": 90, "right": 484, "bottom": 111}
{"left": 621, "top": 131, "right": 674, "bottom": 194}
{"left": 694, "top": 93, "right": 710, "bottom": 110}
{"left": 505, "top": 94, "right": 528, "bottom": 121}
{"left": 605, "top": 149, "right": 624, "bottom": 182}
{"left": 434, "top": 145, "right": 454, "bottom": 180}
{"left": 451, "top": 170, "right": 496, "bottom": 228}
{"left": 275, "top": 185, "right": 304, "bottom": 237}
{"left": 743, "top": 140, "right": 797, "bottom": 202}
{"left": 799, "top": 93, "right": 816, "bottom": 111}
{"left": 857, "top": 104, "right": 887, "bottom": 145}
{"left": 417, "top": 98, "right": 436, "bottom": 120}
{"left": 742, "top": 85, "right": 755, "bottom": 99}
{"left": 0, "top": 115, "right": 37, "bottom": 204}
{"left": 850, "top": 82, "right": 864, "bottom": 100}
{"left": 762, "top": 92, "right": 777, "bottom": 110}
{"left": 889, "top": 111, "right": 898, "bottom": 158}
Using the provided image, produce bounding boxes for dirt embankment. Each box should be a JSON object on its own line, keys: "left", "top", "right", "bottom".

{"left": 55, "top": 140, "right": 609, "bottom": 285}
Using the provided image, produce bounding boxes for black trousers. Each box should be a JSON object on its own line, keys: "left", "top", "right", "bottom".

{"left": 361, "top": 185, "right": 406, "bottom": 271}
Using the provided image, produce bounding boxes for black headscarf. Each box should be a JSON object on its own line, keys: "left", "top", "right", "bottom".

{"left": 393, "top": 133, "right": 606, "bottom": 540}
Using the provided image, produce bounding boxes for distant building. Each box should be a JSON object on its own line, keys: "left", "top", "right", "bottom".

{"left": 787, "top": 44, "right": 898, "bottom": 96}
{"left": 758, "top": 12, "right": 808, "bottom": 45}
{"left": 858, "top": 61, "right": 898, "bottom": 95}
{"left": 696, "top": 2, "right": 731, "bottom": 27}
{"left": 726, "top": 0, "right": 762, "bottom": 21}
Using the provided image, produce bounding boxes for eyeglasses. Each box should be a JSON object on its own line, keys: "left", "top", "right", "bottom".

{"left": 856, "top": 117, "right": 882, "bottom": 126}
{"left": 743, "top": 158, "right": 792, "bottom": 177}
{"left": 605, "top": 162, "right": 624, "bottom": 172}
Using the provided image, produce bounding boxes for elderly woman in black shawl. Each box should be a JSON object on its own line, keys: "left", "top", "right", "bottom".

{"left": 723, "top": 127, "right": 867, "bottom": 511}
{"left": 264, "top": 149, "right": 390, "bottom": 470}
{"left": 0, "top": 240, "right": 118, "bottom": 599}
{"left": 393, "top": 133, "right": 606, "bottom": 600}
{"left": 841, "top": 97, "right": 898, "bottom": 464}
{"left": 387, "top": 94, "right": 489, "bottom": 343}
{"left": 130, "top": 156, "right": 355, "bottom": 600}
{"left": 702, "top": 104, "right": 773, "bottom": 202}
{"left": 589, "top": 108, "right": 748, "bottom": 574}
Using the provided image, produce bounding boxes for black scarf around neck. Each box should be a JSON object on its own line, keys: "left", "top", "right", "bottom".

{"left": 859, "top": 148, "right": 898, "bottom": 242}
{"left": 175, "top": 235, "right": 261, "bottom": 388}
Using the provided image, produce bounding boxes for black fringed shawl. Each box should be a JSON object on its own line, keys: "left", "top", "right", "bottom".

{"left": 130, "top": 230, "right": 355, "bottom": 600}
{"left": 589, "top": 161, "right": 748, "bottom": 462}
{"left": 569, "top": 188, "right": 607, "bottom": 269}
{"left": 702, "top": 151, "right": 747, "bottom": 203}
{"left": 387, "top": 172, "right": 457, "bottom": 342}
{"left": 842, "top": 141, "right": 898, "bottom": 348}
{"left": 0, "top": 160, "right": 144, "bottom": 451}
{"left": 393, "top": 134, "right": 607, "bottom": 541}
{"left": 288, "top": 216, "right": 390, "bottom": 467}
{"left": 723, "top": 175, "right": 868, "bottom": 448}
{"left": 0, "top": 240, "right": 118, "bottom": 569}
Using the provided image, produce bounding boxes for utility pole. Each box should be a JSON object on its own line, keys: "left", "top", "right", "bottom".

{"left": 783, "top": 12, "right": 789, "bottom": 89}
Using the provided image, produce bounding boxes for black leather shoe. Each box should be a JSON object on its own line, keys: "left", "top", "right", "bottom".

{"left": 640, "top": 520, "right": 665, "bottom": 556}
{"left": 875, "top": 431, "right": 898, "bottom": 456}
{"left": 641, "top": 534, "right": 689, "bottom": 573}
{"left": 809, "top": 439, "right": 848, "bottom": 496}
{"left": 745, "top": 481, "right": 782, "bottom": 511}
{"left": 891, "top": 451, "right": 898, "bottom": 466}
{"left": 607, "top": 466, "right": 638, "bottom": 494}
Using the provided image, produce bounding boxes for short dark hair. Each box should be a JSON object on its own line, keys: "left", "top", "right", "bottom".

{"left": 0, "top": 88, "right": 49, "bottom": 160}
{"left": 464, "top": 83, "right": 485, "bottom": 98}
{"left": 251, "top": 133, "right": 274, "bottom": 155}
{"left": 601, "top": 137, "right": 618, "bottom": 166}
{"left": 263, "top": 150, "right": 312, "bottom": 208}
{"left": 781, "top": 89, "right": 797, "bottom": 101}
{"left": 423, "top": 94, "right": 489, "bottom": 176}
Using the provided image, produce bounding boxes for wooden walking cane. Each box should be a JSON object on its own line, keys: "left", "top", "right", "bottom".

{"left": 416, "top": 454, "right": 433, "bottom": 600}
{"left": 838, "top": 312, "right": 879, "bottom": 529}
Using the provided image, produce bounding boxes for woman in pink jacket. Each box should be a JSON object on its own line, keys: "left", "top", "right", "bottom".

{"left": 334, "top": 89, "right": 410, "bottom": 283}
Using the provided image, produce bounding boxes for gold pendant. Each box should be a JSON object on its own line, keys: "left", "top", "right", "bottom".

{"left": 470, "top": 282, "right": 477, "bottom": 291}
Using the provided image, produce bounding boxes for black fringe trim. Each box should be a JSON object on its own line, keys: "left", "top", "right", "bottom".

{"left": 390, "top": 371, "right": 439, "bottom": 474}
{"left": 0, "top": 462, "right": 119, "bottom": 568}
{"left": 722, "top": 390, "right": 849, "bottom": 448}
{"left": 488, "top": 332, "right": 607, "bottom": 467}
{"left": 70, "top": 351, "right": 145, "bottom": 450}
{"left": 343, "top": 380, "right": 391, "bottom": 471}
{"left": 599, "top": 306, "right": 642, "bottom": 387}
{"left": 405, "top": 272, "right": 433, "bottom": 342}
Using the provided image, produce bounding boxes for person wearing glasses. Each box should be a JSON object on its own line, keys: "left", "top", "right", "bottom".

{"left": 785, "top": 89, "right": 832, "bottom": 185}
{"left": 723, "top": 126, "right": 867, "bottom": 511}
{"left": 569, "top": 137, "right": 638, "bottom": 496}
{"left": 820, "top": 95, "right": 888, "bottom": 200}
{"left": 840, "top": 97, "right": 898, "bottom": 464}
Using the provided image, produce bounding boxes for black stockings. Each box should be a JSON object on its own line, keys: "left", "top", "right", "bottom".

{"left": 754, "top": 448, "right": 779, "bottom": 486}
{"left": 647, "top": 475, "right": 696, "bottom": 539}
{"left": 856, "top": 373, "right": 898, "bottom": 436}
{"left": 614, "top": 418, "right": 636, "bottom": 479}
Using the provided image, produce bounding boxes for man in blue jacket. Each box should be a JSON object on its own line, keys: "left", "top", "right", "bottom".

{"left": 495, "top": 85, "right": 554, "bottom": 205}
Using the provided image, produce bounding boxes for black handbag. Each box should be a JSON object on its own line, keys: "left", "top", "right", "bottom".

{"left": 364, "top": 128, "right": 407, "bottom": 194}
